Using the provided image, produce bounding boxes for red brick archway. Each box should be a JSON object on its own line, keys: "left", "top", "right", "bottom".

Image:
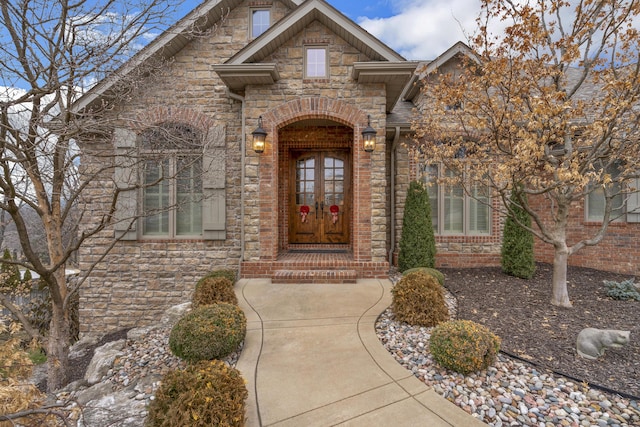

{"left": 257, "top": 97, "right": 373, "bottom": 262}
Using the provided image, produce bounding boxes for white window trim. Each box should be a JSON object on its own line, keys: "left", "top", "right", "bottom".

{"left": 304, "top": 45, "right": 329, "bottom": 79}
{"left": 422, "top": 164, "right": 492, "bottom": 236}
{"left": 250, "top": 8, "right": 271, "bottom": 39}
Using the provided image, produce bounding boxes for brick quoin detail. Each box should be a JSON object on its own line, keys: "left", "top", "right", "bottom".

{"left": 258, "top": 97, "right": 372, "bottom": 261}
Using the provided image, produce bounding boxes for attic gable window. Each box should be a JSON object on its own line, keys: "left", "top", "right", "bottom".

{"left": 305, "top": 46, "right": 328, "bottom": 78}
{"left": 251, "top": 8, "right": 270, "bottom": 38}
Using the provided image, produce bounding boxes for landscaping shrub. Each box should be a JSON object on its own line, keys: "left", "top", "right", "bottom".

{"left": 501, "top": 188, "right": 535, "bottom": 279}
{"left": 604, "top": 278, "right": 640, "bottom": 301}
{"left": 402, "top": 267, "right": 445, "bottom": 286}
{"left": 205, "top": 269, "right": 237, "bottom": 284}
{"left": 169, "top": 303, "right": 246, "bottom": 362}
{"left": 193, "top": 276, "right": 237, "bottom": 308}
{"left": 146, "top": 360, "right": 247, "bottom": 427}
{"left": 398, "top": 181, "right": 436, "bottom": 272}
{"left": 0, "top": 249, "right": 21, "bottom": 290}
{"left": 392, "top": 271, "right": 449, "bottom": 327}
{"left": 0, "top": 327, "right": 57, "bottom": 427}
{"left": 429, "top": 319, "right": 501, "bottom": 375}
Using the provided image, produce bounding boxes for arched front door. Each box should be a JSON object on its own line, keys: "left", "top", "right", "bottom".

{"left": 289, "top": 149, "right": 351, "bottom": 244}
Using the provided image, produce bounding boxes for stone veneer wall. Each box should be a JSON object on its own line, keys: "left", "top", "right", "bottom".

{"left": 78, "top": 0, "right": 295, "bottom": 336}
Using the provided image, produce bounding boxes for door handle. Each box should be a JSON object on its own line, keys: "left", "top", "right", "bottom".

{"left": 320, "top": 201, "right": 324, "bottom": 219}
{"left": 315, "top": 202, "right": 319, "bottom": 219}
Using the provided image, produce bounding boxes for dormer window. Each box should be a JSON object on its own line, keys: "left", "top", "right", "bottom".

{"left": 305, "top": 46, "right": 328, "bottom": 78}
{"left": 251, "top": 9, "right": 270, "bottom": 38}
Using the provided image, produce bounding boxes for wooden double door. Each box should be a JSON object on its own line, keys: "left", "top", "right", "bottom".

{"left": 289, "top": 149, "right": 351, "bottom": 244}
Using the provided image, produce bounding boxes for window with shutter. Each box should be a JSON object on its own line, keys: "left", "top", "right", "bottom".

{"left": 112, "top": 123, "right": 226, "bottom": 241}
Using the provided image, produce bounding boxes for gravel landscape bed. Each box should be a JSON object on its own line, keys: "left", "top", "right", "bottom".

{"left": 378, "top": 264, "right": 639, "bottom": 426}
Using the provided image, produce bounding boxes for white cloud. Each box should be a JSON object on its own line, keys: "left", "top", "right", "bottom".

{"left": 357, "top": 0, "right": 482, "bottom": 59}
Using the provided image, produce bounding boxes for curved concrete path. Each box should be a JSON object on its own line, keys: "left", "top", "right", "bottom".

{"left": 235, "top": 278, "right": 486, "bottom": 427}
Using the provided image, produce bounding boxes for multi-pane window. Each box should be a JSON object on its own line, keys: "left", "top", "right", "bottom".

{"left": 422, "top": 164, "right": 491, "bottom": 235}
{"left": 305, "top": 46, "right": 327, "bottom": 78}
{"left": 251, "top": 9, "right": 270, "bottom": 38}
{"left": 140, "top": 123, "right": 203, "bottom": 238}
{"left": 586, "top": 164, "right": 624, "bottom": 222}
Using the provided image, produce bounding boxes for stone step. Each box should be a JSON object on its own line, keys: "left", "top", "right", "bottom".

{"left": 272, "top": 269, "right": 357, "bottom": 284}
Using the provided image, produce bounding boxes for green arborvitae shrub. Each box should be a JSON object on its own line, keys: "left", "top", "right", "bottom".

{"left": 193, "top": 276, "right": 237, "bottom": 309}
{"left": 205, "top": 269, "right": 237, "bottom": 284}
{"left": 1, "top": 248, "right": 21, "bottom": 289}
{"left": 146, "top": 360, "right": 248, "bottom": 427}
{"left": 392, "top": 271, "right": 449, "bottom": 327}
{"left": 169, "top": 303, "right": 246, "bottom": 362}
{"left": 398, "top": 181, "right": 437, "bottom": 273}
{"left": 501, "top": 189, "right": 535, "bottom": 279}
{"left": 22, "top": 269, "right": 33, "bottom": 283}
{"left": 604, "top": 279, "right": 640, "bottom": 301}
{"left": 429, "top": 319, "right": 501, "bottom": 375}
{"left": 402, "top": 267, "right": 445, "bottom": 286}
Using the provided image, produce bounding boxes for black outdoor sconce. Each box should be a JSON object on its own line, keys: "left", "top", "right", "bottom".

{"left": 362, "top": 115, "right": 377, "bottom": 152}
{"left": 252, "top": 116, "right": 267, "bottom": 154}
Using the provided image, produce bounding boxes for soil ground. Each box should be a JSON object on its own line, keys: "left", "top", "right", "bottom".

{"left": 442, "top": 263, "right": 639, "bottom": 398}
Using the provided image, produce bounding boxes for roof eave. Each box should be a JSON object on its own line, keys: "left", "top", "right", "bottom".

{"left": 353, "top": 62, "right": 418, "bottom": 113}
{"left": 72, "top": 0, "right": 239, "bottom": 112}
{"left": 212, "top": 63, "right": 280, "bottom": 90}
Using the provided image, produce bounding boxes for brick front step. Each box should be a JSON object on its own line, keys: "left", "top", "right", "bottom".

{"left": 272, "top": 269, "right": 357, "bottom": 284}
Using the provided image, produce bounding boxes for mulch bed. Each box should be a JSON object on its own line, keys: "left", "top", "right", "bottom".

{"left": 442, "top": 263, "right": 640, "bottom": 398}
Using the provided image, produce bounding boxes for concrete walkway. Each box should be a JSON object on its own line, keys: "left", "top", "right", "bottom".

{"left": 235, "top": 278, "right": 487, "bottom": 427}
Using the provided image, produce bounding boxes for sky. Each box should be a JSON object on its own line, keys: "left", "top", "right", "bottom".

{"left": 178, "top": 0, "right": 482, "bottom": 60}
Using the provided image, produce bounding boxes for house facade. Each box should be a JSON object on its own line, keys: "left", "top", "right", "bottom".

{"left": 77, "top": 0, "right": 639, "bottom": 335}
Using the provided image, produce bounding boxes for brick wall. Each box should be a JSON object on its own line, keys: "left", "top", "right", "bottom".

{"left": 392, "top": 139, "right": 504, "bottom": 269}
{"left": 531, "top": 196, "right": 640, "bottom": 276}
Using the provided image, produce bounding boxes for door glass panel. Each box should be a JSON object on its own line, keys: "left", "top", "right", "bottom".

{"left": 323, "top": 156, "right": 344, "bottom": 208}
{"left": 296, "top": 157, "right": 315, "bottom": 206}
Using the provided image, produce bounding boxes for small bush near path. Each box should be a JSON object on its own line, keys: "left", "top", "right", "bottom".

{"left": 192, "top": 276, "right": 238, "bottom": 308}
{"left": 169, "top": 303, "right": 246, "bottom": 362}
{"left": 392, "top": 271, "right": 449, "bottom": 327}
{"left": 146, "top": 360, "right": 247, "bottom": 427}
{"left": 429, "top": 319, "right": 501, "bottom": 375}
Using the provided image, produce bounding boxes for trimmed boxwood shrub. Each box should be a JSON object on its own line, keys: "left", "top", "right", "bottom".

{"left": 205, "top": 269, "right": 237, "bottom": 284}
{"left": 169, "top": 303, "right": 246, "bottom": 362}
{"left": 193, "top": 276, "right": 237, "bottom": 308}
{"left": 146, "top": 360, "right": 248, "bottom": 427}
{"left": 402, "top": 267, "right": 445, "bottom": 286}
{"left": 392, "top": 271, "right": 449, "bottom": 327}
{"left": 429, "top": 319, "right": 501, "bottom": 375}
{"left": 398, "top": 181, "right": 436, "bottom": 272}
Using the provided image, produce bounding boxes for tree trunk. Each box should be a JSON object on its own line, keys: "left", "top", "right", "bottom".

{"left": 551, "top": 247, "right": 572, "bottom": 307}
{"left": 47, "top": 297, "right": 70, "bottom": 391}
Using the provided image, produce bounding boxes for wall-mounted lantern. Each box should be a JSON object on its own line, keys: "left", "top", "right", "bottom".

{"left": 362, "top": 115, "right": 377, "bottom": 152}
{"left": 251, "top": 116, "right": 267, "bottom": 154}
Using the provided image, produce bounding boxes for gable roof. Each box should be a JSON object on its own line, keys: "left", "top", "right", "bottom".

{"left": 214, "top": 0, "right": 416, "bottom": 112}
{"left": 73, "top": 0, "right": 303, "bottom": 112}
{"left": 226, "top": 0, "right": 404, "bottom": 64}
{"left": 403, "top": 41, "right": 480, "bottom": 101}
